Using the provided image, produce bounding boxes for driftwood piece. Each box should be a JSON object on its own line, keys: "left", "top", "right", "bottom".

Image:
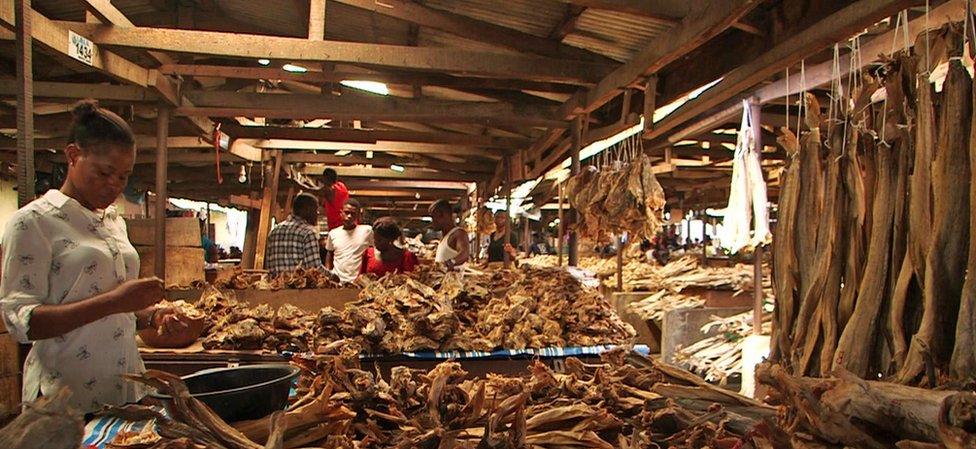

{"left": 900, "top": 25, "right": 972, "bottom": 384}
{"left": 772, "top": 128, "right": 803, "bottom": 360}
{"left": 758, "top": 363, "right": 976, "bottom": 447}
{"left": 0, "top": 388, "right": 83, "bottom": 449}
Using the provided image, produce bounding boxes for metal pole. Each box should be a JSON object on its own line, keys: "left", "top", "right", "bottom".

{"left": 557, "top": 182, "right": 564, "bottom": 266}
{"left": 749, "top": 98, "right": 764, "bottom": 335}
{"left": 154, "top": 107, "right": 170, "bottom": 280}
{"left": 15, "top": 0, "right": 34, "bottom": 208}
{"left": 568, "top": 116, "right": 582, "bottom": 266}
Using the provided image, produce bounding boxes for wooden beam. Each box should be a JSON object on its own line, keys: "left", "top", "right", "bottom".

{"left": 178, "top": 90, "right": 562, "bottom": 128}
{"left": 0, "top": 79, "right": 159, "bottom": 102}
{"left": 221, "top": 124, "right": 529, "bottom": 148}
{"left": 0, "top": 1, "right": 150, "bottom": 86}
{"left": 240, "top": 139, "right": 501, "bottom": 158}
{"left": 280, "top": 152, "right": 494, "bottom": 173}
{"left": 550, "top": 4, "right": 586, "bottom": 40}
{"left": 154, "top": 107, "right": 169, "bottom": 279}
{"left": 15, "top": 0, "right": 32, "bottom": 208}
{"left": 646, "top": 0, "right": 922, "bottom": 142}
{"left": 557, "top": 0, "right": 682, "bottom": 25}
{"left": 78, "top": 0, "right": 174, "bottom": 66}
{"left": 157, "top": 64, "right": 585, "bottom": 92}
{"left": 58, "top": 22, "right": 613, "bottom": 83}
{"left": 254, "top": 150, "right": 282, "bottom": 269}
{"left": 342, "top": 180, "right": 469, "bottom": 190}
{"left": 299, "top": 165, "right": 483, "bottom": 182}
{"left": 563, "top": 0, "right": 758, "bottom": 117}
{"left": 308, "top": 0, "right": 325, "bottom": 40}
{"left": 229, "top": 194, "right": 261, "bottom": 209}
{"left": 332, "top": 0, "right": 613, "bottom": 63}
{"left": 664, "top": 0, "right": 966, "bottom": 143}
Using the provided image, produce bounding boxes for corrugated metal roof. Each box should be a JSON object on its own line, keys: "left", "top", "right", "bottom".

{"left": 564, "top": 9, "right": 673, "bottom": 62}
{"left": 425, "top": 0, "right": 565, "bottom": 38}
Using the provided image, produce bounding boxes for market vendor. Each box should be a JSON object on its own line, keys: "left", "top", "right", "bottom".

{"left": 361, "top": 217, "right": 418, "bottom": 276}
{"left": 429, "top": 199, "right": 469, "bottom": 269}
{"left": 320, "top": 167, "right": 349, "bottom": 230}
{"left": 0, "top": 100, "right": 193, "bottom": 414}
{"left": 486, "top": 210, "right": 518, "bottom": 263}
{"left": 325, "top": 199, "right": 373, "bottom": 283}
{"left": 265, "top": 193, "right": 324, "bottom": 273}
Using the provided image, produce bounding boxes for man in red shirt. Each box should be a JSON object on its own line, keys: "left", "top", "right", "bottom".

{"left": 321, "top": 167, "right": 349, "bottom": 230}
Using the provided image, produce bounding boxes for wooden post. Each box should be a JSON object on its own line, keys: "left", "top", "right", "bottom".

{"left": 643, "top": 75, "right": 658, "bottom": 132}
{"left": 749, "top": 98, "right": 764, "bottom": 335}
{"left": 503, "top": 157, "right": 512, "bottom": 268}
{"left": 254, "top": 150, "right": 283, "bottom": 269}
{"left": 308, "top": 0, "right": 326, "bottom": 41}
{"left": 474, "top": 184, "right": 482, "bottom": 262}
{"left": 616, "top": 234, "right": 623, "bottom": 290}
{"left": 557, "top": 181, "right": 564, "bottom": 266}
{"left": 15, "top": 0, "right": 33, "bottom": 208}
{"left": 568, "top": 116, "right": 581, "bottom": 267}
{"left": 154, "top": 107, "right": 170, "bottom": 280}
{"left": 523, "top": 214, "right": 530, "bottom": 254}
{"left": 242, "top": 201, "right": 259, "bottom": 268}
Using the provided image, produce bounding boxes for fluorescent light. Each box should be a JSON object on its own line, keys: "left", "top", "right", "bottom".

{"left": 340, "top": 80, "right": 389, "bottom": 95}
{"left": 390, "top": 164, "right": 405, "bottom": 172}
{"left": 282, "top": 63, "right": 307, "bottom": 73}
{"left": 421, "top": 216, "right": 433, "bottom": 222}
{"left": 334, "top": 150, "right": 351, "bottom": 156}
{"left": 366, "top": 150, "right": 373, "bottom": 159}
{"left": 257, "top": 58, "right": 271, "bottom": 66}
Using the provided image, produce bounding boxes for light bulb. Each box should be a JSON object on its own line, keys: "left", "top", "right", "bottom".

{"left": 238, "top": 165, "right": 247, "bottom": 183}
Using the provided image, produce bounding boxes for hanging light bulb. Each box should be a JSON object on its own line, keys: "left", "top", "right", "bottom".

{"left": 415, "top": 192, "right": 421, "bottom": 199}
{"left": 238, "top": 165, "right": 247, "bottom": 183}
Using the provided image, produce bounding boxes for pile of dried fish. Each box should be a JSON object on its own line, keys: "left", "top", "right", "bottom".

{"left": 565, "top": 154, "right": 667, "bottom": 242}
{"left": 773, "top": 24, "right": 976, "bottom": 383}
{"left": 317, "top": 265, "right": 635, "bottom": 353}
{"left": 758, "top": 363, "right": 976, "bottom": 448}
{"left": 0, "top": 388, "right": 83, "bottom": 449}
{"left": 628, "top": 290, "right": 706, "bottom": 322}
{"left": 676, "top": 310, "right": 772, "bottom": 384}
{"left": 215, "top": 266, "right": 343, "bottom": 290}
{"left": 104, "top": 349, "right": 786, "bottom": 449}
{"left": 195, "top": 287, "right": 315, "bottom": 352}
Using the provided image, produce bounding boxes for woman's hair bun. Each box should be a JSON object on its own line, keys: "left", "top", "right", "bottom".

{"left": 71, "top": 99, "right": 101, "bottom": 121}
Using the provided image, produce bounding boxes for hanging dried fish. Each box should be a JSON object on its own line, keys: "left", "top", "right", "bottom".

{"left": 950, "top": 45, "right": 976, "bottom": 378}
{"left": 771, "top": 128, "right": 802, "bottom": 361}
{"left": 899, "top": 25, "right": 971, "bottom": 383}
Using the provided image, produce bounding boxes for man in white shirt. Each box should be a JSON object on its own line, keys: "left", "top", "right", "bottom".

{"left": 325, "top": 199, "right": 373, "bottom": 283}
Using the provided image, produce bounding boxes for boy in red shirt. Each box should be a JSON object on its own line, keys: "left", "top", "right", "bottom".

{"left": 321, "top": 167, "right": 349, "bottom": 230}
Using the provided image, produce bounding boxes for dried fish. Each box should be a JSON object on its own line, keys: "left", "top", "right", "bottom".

{"left": 215, "top": 266, "right": 343, "bottom": 291}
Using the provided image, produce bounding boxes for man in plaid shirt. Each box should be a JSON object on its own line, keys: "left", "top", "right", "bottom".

{"left": 264, "top": 193, "right": 324, "bottom": 273}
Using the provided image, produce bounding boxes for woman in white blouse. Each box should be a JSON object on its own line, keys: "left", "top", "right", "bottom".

{"left": 0, "top": 100, "right": 191, "bottom": 414}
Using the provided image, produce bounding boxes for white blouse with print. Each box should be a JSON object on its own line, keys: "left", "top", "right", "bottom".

{"left": 0, "top": 189, "right": 146, "bottom": 413}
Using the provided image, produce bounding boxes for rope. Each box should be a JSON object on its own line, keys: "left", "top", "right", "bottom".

{"left": 797, "top": 60, "right": 806, "bottom": 133}
{"left": 213, "top": 122, "right": 224, "bottom": 184}
{"left": 785, "top": 67, "right": 790, "bottom": 134}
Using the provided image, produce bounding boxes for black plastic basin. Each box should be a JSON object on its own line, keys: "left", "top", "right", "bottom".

{"left": 153, "top": 364, "right": 300, "bottom": 423}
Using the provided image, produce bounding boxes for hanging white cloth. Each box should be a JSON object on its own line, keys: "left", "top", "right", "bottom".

{"left": 720, "top": 100, "right": 772, "bottom": 254}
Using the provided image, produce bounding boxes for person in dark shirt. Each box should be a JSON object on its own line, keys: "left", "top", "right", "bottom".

{"left": 487, "top": 210, "right": 518, "bottom": 263}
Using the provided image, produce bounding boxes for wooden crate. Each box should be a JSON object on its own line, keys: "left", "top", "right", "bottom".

{"left": 126, "top": 218, "right": 202, "bottom": 247}
{"left": 0, "top": 374, "right": 18, "bottom": 413}
{"left": 136, "top": 246, "right": 205, "bottom": 286}
{"left": 0, "top": 335, "right": 18, "bottom": 377}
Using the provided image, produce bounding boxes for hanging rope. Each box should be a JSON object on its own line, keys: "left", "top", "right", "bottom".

{"left": 212, "top": 122, "right": 224, "bottom": 185}
{"left": 797, "top": 60, "right": 806, "bottom": 134}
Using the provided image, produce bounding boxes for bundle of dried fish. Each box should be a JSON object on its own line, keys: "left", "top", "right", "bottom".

{"left": 102, "top": 370, "right": 288, "bottom": 449}
{"left": 676, "top": 310, "right": 772, "bottom": 384}
{"left": 215, "top": 266, "right": 343, "bottom": 291}
{"left": 0, "top": 388, "right": 83, "bottom": 449}
{"left": 565, "top": 154, "right": 666, "bottom": 242}
{"left": 195, "top": 287, "right": 315, "bottom": 352}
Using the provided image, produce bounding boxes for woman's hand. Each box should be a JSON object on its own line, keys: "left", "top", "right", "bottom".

{"left": 111, "top": 277, "right": 165, "bottom": 313}
{"left": 503, "top": 243, "right": 517, "bottom": 257}
{"left": 152, "top": 307, "right": 191, "bottom": 338}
